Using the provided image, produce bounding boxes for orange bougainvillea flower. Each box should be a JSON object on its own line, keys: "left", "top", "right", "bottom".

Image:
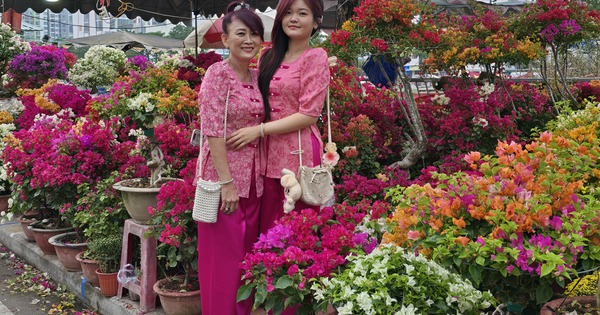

{"left": 464, "top": 151, "right": 481, "bottom": 164}
{"left": 454, "top": 236, "right": 470, "bottom": 246}
{"left": 452, "top": 217, "right": 467, "bottom": 229}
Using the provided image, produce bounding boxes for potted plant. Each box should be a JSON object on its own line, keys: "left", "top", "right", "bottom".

{"left": 0, "top": 23, "right": 30, "bottom": 97}
{"left": 112, "top": 120, "right": 198, "bottom": 224}
{"left": 48, "top": 231, "right": 88, "bottom": 271}
{"left": 88, "top": 235, "right": 123, "bottom": 297}
{"left": 238, "top": 202, "right": 378, "bottom": 315}
{"left": 68, "top": 45, "right": 126, "bottom": 92}
{"left": 313, "top": 244, "right": 496, "bottom": 314}
{"left": 383, "top": 121, "right": 600, "bottom": 313}
{"left": 148, "top": 156, "right": 201, "bottom": 315}
{"left": 540, "top": 271, "right": 600, "bottom": 314}
{"left": 6, "top": 43, "right": 74, "bottom": 90}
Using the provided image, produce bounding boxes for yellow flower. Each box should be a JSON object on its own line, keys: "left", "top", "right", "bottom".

{"left": 0, "top": 111, "right": 14, "bottom": 124}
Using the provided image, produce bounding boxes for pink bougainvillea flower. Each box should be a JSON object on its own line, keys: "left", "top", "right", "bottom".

{"left": 407, "top": 230, "right": 421, "bottom": 240}
{"left": 464, "top": 151, "right": 481, "bottom": 164}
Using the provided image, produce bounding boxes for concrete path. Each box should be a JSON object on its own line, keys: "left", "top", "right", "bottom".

{"left": 0, "top": 220, "right": 166, "bottom": 315}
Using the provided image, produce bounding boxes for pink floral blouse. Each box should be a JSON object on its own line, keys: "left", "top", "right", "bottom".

{"left": 264, "top": 48, "right": 330, "bottom": 178}
{"left": 194, "top": 60, "right": 264, "bottom": 198}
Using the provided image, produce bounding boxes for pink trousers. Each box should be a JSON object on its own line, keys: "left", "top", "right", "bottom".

{"left": 197, "top": 177, "right": 260, "bottom": 315}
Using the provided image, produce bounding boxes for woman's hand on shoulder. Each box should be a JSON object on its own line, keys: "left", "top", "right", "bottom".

{"left": 226, "top": 125, "right": 261, "bottom": 150}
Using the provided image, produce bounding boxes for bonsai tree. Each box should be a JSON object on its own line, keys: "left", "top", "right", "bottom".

{"left": 87, "top": 235, "right": 123, "bottom": 274}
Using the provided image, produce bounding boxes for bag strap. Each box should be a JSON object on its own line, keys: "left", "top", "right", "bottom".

{"left": 199, "top": 85, "right": 230, "bottom": 176}
{"left": 296, "top": 87, "right": 332, "bottom": 168}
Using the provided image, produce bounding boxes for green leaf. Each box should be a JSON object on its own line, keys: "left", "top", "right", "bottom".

{"left": 236, "top": 284, "right": 252, "bottom": 302}
{"left": 468, "top": 264, "right": 482, "bottom": 286}
{"left": 540, "top": 262, "right": 555, "bottom": 277}
{"left": 275, "top": 276, "right": 294, "bottom": 289}
{"left": 535, "top": 283, "right": 553, "bottom": 304}
{"left": 475, "top": 256, "right": 485, "bottom": 266}
{"left": 255, "top": 284, "right": 267, "bottom": 305}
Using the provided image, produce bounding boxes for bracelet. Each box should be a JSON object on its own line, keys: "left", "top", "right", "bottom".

{"left": 219, "top": 178, "right": 234, "bottom": 185}
{"left": 259, "top": 123, "right": 265, "bottom": 138}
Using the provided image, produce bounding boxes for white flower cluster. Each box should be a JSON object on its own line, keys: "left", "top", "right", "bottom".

{"left": 69, "top": 45, "right": 126, "bottom": 89}
{"left": 127, "top": 92, "right": 156, "bottom": 113}
{"left": 155, "top": 52, "right": 184, "bottom": 70}
{"left": 479, "top": 82, "right": 495, "bottom": 97}
{"left": 0, "top": 23, "right": 31, "bottom": 63}
{"left": 431, "top": 93, "right": 450, "bottom": 106}
{"left": 313, "top": 244, "right": 495, "bottom": 315}
{"left": 0, "top": 98, "right": 24, "bottom": 118}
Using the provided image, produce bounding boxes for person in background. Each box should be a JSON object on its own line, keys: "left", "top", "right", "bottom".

{"left": 227, "top": 0, "right": 329, "bottom": 235}
{"left": 194, "top": 2, "right": 264, "bottom": 314}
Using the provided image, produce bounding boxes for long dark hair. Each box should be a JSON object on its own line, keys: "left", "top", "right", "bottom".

{"left": 222, "top": 1, "right": 264, "bottom": 39}
{"left": 258, "top": 0, "right": 323, "bottom": 121}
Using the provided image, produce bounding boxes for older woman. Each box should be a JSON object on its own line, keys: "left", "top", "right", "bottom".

{"left": 194, "top": 2, "right": 264, "bottom": 314}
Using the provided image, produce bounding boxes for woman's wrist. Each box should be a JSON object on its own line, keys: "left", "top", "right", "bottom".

{"left": 219, "top": 178, "right": 234, "bottom": 185}
{"left": 259, "top": 123, "right": 265, "bottom": 138}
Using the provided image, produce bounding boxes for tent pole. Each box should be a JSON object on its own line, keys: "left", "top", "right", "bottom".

{"left": 192, "top": 0, "right": 199, "bottom": 56}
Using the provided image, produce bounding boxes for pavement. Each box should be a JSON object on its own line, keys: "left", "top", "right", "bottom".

{"left": 0, "top": 220, "right": 167, "bottom": 315}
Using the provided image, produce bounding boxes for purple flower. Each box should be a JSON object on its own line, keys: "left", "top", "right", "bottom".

{"left": 549, "top": 216, "right": 563, "bottom": 230}
{"left": 559, "top": 19, "right": 582, "bottom": 36}
{"left": 541, "top": 24, "right": 560, "bottom": 42}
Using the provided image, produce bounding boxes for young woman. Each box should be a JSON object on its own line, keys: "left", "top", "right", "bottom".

{"left": 228, "top": 0, "right": 329, "bottom": 234}
{"left": 194, "top": 3, "right": 264, "bottom": 314}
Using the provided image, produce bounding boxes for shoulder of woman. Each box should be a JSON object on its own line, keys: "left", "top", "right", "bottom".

{"left": 306, "top": 47, "right": 328, "bottom": 60}
{"left": 205, "top": 60, "right": 228, "bottom": 75}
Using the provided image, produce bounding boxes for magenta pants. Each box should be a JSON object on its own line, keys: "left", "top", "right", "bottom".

{"left": 197, "top": 174, "right": 260, "bottom": 315}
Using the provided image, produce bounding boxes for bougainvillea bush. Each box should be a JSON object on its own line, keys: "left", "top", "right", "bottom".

{"left": 238, "top": 203, "right": 377, "bottom": 315}
{"left": 2, "top": 116, "right": 141, "bottom": 220}
{"left": 382, "top": 126, "right": 600, "bottom": 312}
{"left": 419, "top": 78, "right": 556, "bottom": 158}
{"left": 69, "top": 45, "right": 126, "bottom": 90}
{"left": 87, "top": 67, "right": 198, "bottom": 129}
{"left": 176, "top": 51, "right": 222, "bottom": 89}
{"left": 313, "top": 244, "right": 496, "bottom": 315}
{"left": 7, "top": 44, "right": 75, "bottom": 90}
{"left": 15, "top": 80, "right": 91, "bottom": 130}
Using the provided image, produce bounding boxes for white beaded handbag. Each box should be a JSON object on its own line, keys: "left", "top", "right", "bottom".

{"left": 192, "top": 86, "right": 230, "bottom": 223}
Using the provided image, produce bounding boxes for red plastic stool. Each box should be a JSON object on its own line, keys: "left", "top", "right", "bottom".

{"left": 117, "top": 219, "right": 158, "bottom": 313}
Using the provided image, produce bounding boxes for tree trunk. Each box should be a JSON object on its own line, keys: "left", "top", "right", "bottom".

{"left": 336, "top": 0, "right": 361, "bottom": 28}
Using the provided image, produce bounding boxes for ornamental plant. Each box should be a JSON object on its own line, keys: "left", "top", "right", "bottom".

{"left": 15, "top": 79, "right": 91, "bottom": 130}
{"left": 419, "top": 78, "right": 555, "bottom": 158}
{"left": 69, "top": 45, "right": 126, "bottom": 90}
{"left": 176, "top": 51, "right": 222, "bottom": 89}
{"left": 68, "top": 171, "right": 130, "bottom": 242}
{"left": 508, "top": 0, "right": 600, "bottom": 103}
{"left": 422, "top": 7, "right": 543, "bottom": 78}
{"left": 148, "top": 159, "right": 198, "bottom": 290}
{"left": 146, "top": 120, "right": 199, "bottom": 289}
{"left": 7, "top": 44, "right": 74, "bottom": 89}
{"left": 87, "top": 67, "right": 198, "bottom": 129}
{"left": 0, "top": 23, "right": 30, "bottom": 96}
{"left": 312, "top": 244, "right": 496, "bottom": 315}
{"left": 238, "top": 203, "right": 377, "bottom": 315}
{"left": 2, "top": 116, "right": 141, "bottom": 221}
{"left": 564, "top": 272, "right": 599, "bottom": 297}
{"left": 383, "top": 128, "right": 600, "bottom": 312}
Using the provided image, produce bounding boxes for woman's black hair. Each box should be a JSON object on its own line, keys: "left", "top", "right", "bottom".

{"left": 222, "top": 1, "right": 264, "bottom": 40}
{"left": 258, "top": 0, "right": 323, "bottom": 121}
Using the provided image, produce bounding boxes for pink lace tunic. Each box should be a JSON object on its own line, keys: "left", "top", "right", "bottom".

{"left": 194, "top": 60, "right": 264, "bottom": 198}
{"left": 264, "top": 47, "right": 330, "bottom": 178}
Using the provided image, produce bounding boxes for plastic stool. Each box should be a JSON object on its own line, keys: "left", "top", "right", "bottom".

{"left": 117, "top": 219, "right": 157, "bottom": 313}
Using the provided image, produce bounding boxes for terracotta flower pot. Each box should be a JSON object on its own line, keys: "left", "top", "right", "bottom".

{"left": 28, "top": 223, "right": 74, "bottom": 255}
{"left": 96, "top": 268, "right": 119, "bottom": 297}
{"left": 540, "top": 296, "right": 597, "bottom": 315}
{"left": 0, "top": 194, "right": 9, "bottom": 212}
{"left": 76, "top": 252, "right": 100, "bottom": 286}
{"left": 113, "top": 178, "right": 180, "bottom": 225}
{"left": 153, "top": 277, "right": 202, "bottom": 315}
{"left": 48, "top": 232, "right": 88, "bottom": 272}
{"left": 18, "top": 215, "right": 38, "bottom": 241}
